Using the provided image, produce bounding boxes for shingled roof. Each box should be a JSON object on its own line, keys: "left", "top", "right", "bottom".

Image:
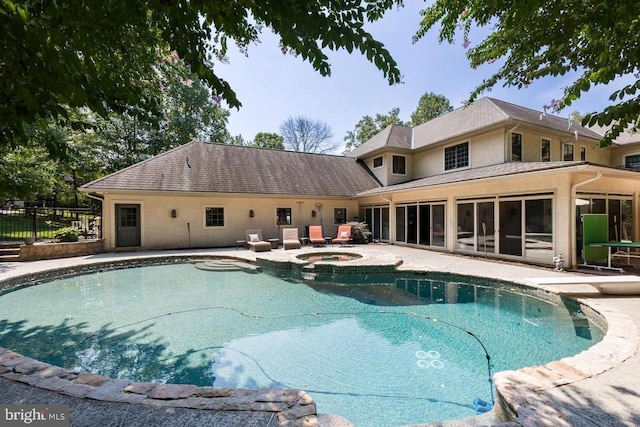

{"left": 81, "top": 142, "right": 382, "bottom": 197}
{"left": 347, "top": 124, "right": 412, "bottom": 158}
{"left": 412, "top": 97, "right": 603, "bottom": 150}
{"left": 356, "top": 161, "right": 591, "bottom": 196}
{"left": 349, "top": 97, "right": 605, "bottom": 157}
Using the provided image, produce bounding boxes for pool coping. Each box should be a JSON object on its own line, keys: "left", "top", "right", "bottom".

{"left": 0, "top": 246, "right": 638, "bottom": 427}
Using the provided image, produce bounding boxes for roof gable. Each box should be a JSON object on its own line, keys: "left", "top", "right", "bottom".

{"left": 347, "top": 124, "right": 412, "bottom": 158}
{"left": 81, "top": 142, "right": 381, "bottom": 197}
{"left": 409, "top": 97, "right": 604, "bottom": 151}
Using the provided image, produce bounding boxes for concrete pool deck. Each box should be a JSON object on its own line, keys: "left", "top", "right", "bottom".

{"left": 1, "top": 244, "right": 640, "bottom": 426}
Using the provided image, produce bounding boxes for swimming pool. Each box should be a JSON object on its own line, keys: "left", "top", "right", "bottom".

{"left": 0, "top": 262, "right": 605, "bottom": 426}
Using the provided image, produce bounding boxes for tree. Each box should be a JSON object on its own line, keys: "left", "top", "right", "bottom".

{"left": 226, "top": 134, "right": 247, "bottom": 146}
{"left": 280, "top": 116, "right": 335, "bottom": 153}
{"left": 1, "top": 0, "right": 403, "bottom": 151}
{"left": 150, "top": 58, "right": 231, "bottom": 153}
{"left": 343, "top": 108, "right": 405, "bottom": 153}
{"left": 410, "top": 92, "right": 453, "bottom": 126}
{"left": 251, "top": 133, "right": 284, "bottom": 150}
{"left": 414, "top": 0, "right": 640, "bottom": 146}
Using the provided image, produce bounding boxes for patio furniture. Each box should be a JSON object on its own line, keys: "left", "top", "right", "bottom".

{"left": 245, "top": 229, "right": 271, "bottom": 252}
{"left": 333, "top": 225, "right": 352, "bottom": 246}
{"left": 268, "top": 238, "right": 279, "bottom": 249}
{"left": 309, "top": 226, "right": 325, "bottom": 246}
{"left": 282, "top": 228, "right": 302, "bottom": 250}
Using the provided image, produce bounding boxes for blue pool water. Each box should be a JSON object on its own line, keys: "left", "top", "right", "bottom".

{"left": 0, "top": 264, "right": 604, "bottom": 426}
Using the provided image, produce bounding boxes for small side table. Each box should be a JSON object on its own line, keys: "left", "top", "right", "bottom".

{"left": 236, "top": 240, "right": 246, "bottom": 250}
{"left": 299, "top": 237, "right": 309, "bottom": 247}
{"left": 324, "top": 237, "right": 333, "bottom": 246}
{"left": 268, "top": 238, "right": 279, "bottom": 249}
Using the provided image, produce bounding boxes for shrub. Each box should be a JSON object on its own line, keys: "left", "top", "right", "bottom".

{"left": 346, "top": 221, "right": 371, "bottom": 244}
{"left": 52, "top": 227, "right": 81, "bottom": 242}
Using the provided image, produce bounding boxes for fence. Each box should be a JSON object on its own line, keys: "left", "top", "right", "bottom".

{"left": 0, "top": 207, "right": 102, "bottom": 242}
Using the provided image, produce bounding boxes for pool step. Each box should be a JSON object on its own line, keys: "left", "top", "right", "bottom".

{"left": 194, "top": 259, "right": 261, "bottom": 274}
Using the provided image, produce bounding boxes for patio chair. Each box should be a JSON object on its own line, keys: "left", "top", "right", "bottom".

{"left": 333, "top": 225, "right": 352, "bottom": 246}
{"left": 309, "top": 225, "right": 325, "bottom": 246}
{"left": 245, "top": 229, "right": 271, "bottom": 252}
{"left": 282, "top": 228, "right": 302, "bottom": 250}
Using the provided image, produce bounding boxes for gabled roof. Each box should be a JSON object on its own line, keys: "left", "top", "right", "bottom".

{"left": 347, "top": 124, "right": 412, "bottom": 158}
{"left": 349, "top": 97, "right": 605, "bottom": 158}
{"left": 589, "top": 124, "right": 640, "bottom": 146}
{"left": 412, "top": 97, "right": 603, "bottom": 150}
{"left": 81, "top": 142, "right": 381, "bottom": 197}
{"left": 356, "top": 161, "right": 605, "bottom": 196}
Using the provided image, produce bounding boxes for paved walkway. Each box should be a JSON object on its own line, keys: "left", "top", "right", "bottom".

{"left": 1, "top": 245, "right": 640, "bottom": 426}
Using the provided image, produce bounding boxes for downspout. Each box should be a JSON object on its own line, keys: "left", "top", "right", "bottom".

{"left": 570, "top": 171, "right": 602, "bottom": 268}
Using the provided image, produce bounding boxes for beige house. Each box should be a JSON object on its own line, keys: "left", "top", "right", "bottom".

{"left": 80, "top": 143, "right": 379, "bottom": 250}
{"left": 81, "top": 97, "right": 640, "bottom": 268}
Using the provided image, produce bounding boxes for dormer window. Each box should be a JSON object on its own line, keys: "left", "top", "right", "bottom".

{"left": 392, "top": 155, "right": 406, "bottom": 175}
{"left": 444, "top": 142, "right": 469, "bottom": 170}
{"left": 373, "top": 156, "right": 383, "bottom": 168}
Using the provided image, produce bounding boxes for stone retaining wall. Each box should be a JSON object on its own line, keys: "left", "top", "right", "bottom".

{"left": 19, "top": 240, "right": 104, "bottom": 261}
{"left": 0, "top": 347, "right": 317, "bottom": 427}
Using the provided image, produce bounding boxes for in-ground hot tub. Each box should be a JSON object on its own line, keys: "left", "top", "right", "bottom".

{"left": 296, "top": 252, "right": 362, "bottom": 263}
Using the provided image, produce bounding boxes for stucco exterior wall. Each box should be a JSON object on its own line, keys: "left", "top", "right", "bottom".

{"left": 362, "top": 151, "right": 414, "bottom": 186}
{"left": 412, "top": 129, "right": 505, "bottom": 178}
{"left": 611, "top": 145, "right": 640, "bottom": 168}
{"left": 357, "top": 167, "right": 640, "bottom": 267}
{"left": 100, "top": 192, "right": 360, "bottom": 250}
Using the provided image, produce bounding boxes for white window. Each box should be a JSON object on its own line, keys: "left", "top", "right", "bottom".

{"left": 580, "top": 146, "right": 586, "bottom": 161}
{"left": 444, "top": 142, "right": 469, "bottom": 170}
{"left": 373, "top": 156, "right": 383, "bottom": 168}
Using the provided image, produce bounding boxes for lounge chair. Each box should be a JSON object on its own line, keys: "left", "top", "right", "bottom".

{"left": 333, "top": 225, "right": 352, "bottom": 246}
{"left": 309, "top": 225, "right": 325, "bottom": 246}
{"left": 245, "top": 229, "right": 271, "bottom": 252}
{"left": 282, "top": 228, "right": 302, "bottom": 250}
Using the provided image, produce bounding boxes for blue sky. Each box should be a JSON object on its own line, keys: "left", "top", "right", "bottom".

{"left": 217, "top": 3, "right": 626, "bottom": 153}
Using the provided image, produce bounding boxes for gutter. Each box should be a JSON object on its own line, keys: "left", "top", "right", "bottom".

{"left": 570, "top": 171, "right": 602, "bottom": 268}
{"left": 85, "top": 192, "right": 104, "bottom": 202}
